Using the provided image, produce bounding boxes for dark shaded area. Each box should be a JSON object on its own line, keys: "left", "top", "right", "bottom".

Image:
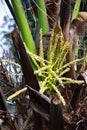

{"left": 0, "top": 89, "right": 7, "bottom": 111}
{"left": 49, "top": 101, "right": 64, "bottom": 130}
{"left": 28, "top": 86, "right": 64, "bottom": 130}
{"left": 12, "top": 29, "right": 40, "bottom": 91}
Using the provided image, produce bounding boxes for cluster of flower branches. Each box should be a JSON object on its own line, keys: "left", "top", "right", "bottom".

{"left": 25, "top": 24, "right": 84, "bottom": 106}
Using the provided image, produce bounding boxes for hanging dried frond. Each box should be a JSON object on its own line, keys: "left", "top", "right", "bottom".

{"left": 60, "top": 0, "right": 71, "bottom": 40}
{"left": 46, "top": 0, "right": 61, "bottom": 30}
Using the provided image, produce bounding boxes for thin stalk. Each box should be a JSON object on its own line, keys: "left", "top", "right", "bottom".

{"left": 10, "top": 0, "right": 36, "bottom": 54}
{"left": 7, "top": 87, "right": 27, "bottom": 100}
{"left": 72, "top": 0, "right": 81, "bottom": 20}
{"left": 36, "top": 0, "right": 49, "bottom": 35}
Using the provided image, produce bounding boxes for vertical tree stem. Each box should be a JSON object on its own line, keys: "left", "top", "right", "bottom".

{"left": 72, "top": 0, "right": 81, "bottom": 20}
{"left": 11, "top": 0, "right": 36, "bottom": 54}
{"left": 36, "top": 0, "right": 49, "bottom": 35}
